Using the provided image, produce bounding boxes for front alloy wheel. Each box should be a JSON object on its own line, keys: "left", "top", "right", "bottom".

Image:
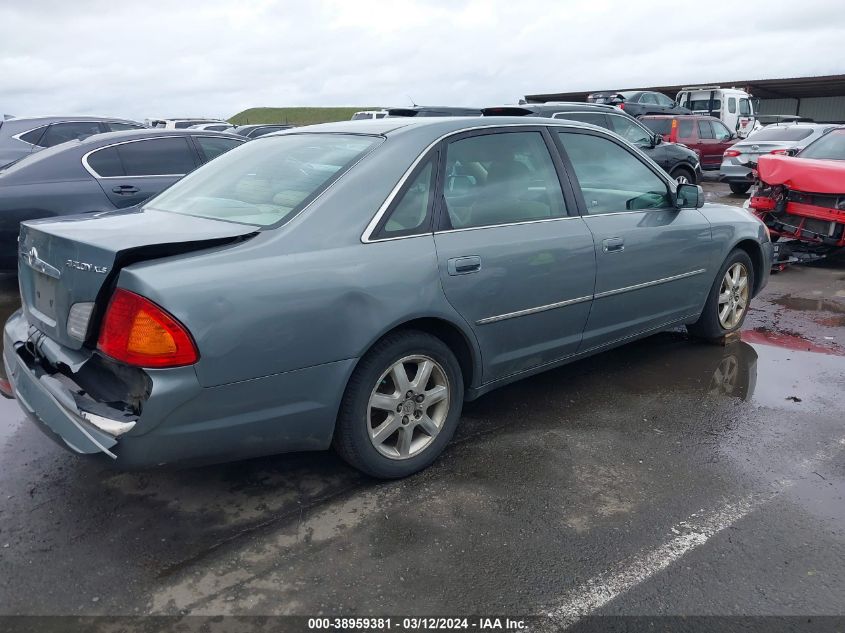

{"left": 368, "top": 355, "right": 450, "bottom": 460}
{"left": 717, "top": 263, "right": 749, "bottom": 329}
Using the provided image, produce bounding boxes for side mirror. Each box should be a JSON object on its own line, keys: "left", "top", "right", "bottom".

{"left": 652, "top": 133, "right": 663, "bottom": 146}
{"left": 675, "top": 183, "right": 704, "bottom": 209}
{"left": 785, "top": 148, "right": 799, "bottom": 157}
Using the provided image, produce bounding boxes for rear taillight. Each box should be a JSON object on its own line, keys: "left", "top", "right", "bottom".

{"left": 0, "top": 377, "right": 12, "bottom": 398}
{"left": 724, "top": 149, "right": 741, "bottom": 157}
{"left": 618, "top": 103, "right": 625, "bottom": 110}
{"left": 770, "top": 149, "right": 788, "bottom": 155}
{"left": 97, "top": 289, "right": 198, "bottom": 368}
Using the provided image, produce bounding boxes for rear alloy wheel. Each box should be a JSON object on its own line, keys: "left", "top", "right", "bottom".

{"left": 687, "top": 249, "right": 755, "bottom": 340}
{"left": 333, "top": 330, "right": 463, "bottom": 478}
{"left": 729, "top": 183, "right": 751, "bottom": 195}
{"left": 671, "top": 167, "right": 695, "bottom": 185}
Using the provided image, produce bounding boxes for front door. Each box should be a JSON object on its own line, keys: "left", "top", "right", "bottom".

{"left": 554, "top": 128, "right": 717, "bottom": 352}
{"left": 433, "top": 128, "right": 596, "bottom": 383}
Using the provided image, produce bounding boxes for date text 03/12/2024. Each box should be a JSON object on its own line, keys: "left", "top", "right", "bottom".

{"left": 307, "top": 617, "right": 528, "bottom": 630}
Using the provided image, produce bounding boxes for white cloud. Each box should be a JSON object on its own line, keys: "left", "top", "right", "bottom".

{"left": 1, "top": 0, "right": 843, "bottom": 121}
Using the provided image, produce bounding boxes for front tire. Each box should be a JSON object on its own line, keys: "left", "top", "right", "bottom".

{"left": 729, "top": 182, "right": 751, "bottom": 195}
{"left": 671, "top": 166, "right": 695, "bottom": 185}
{"left": 333, "top": 330, "right": 464, "bottom": 479}
{"left": 687, "top": 249, "right": 755, "bottom": 340}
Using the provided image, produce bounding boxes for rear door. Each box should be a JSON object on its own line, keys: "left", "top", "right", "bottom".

{"left": 432, "top": 127, "right": 596, "bottom": 382}
{"left": 87, "top": 137, "right": 199, "bottom": 208}
{"left": 554, "top": 128, "right": 716, "bottom": 351}
{"left": 696, "top": 119, "right": 719, "bottom": 168}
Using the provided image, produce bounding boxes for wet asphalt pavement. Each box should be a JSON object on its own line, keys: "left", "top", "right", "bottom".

{"left": 0, "top": 181, "right": 843, "bottom": 624}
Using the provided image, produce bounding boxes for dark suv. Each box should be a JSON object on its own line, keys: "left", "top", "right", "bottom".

{"left": 483, "top": 103, "right": 702, "bottom": 184}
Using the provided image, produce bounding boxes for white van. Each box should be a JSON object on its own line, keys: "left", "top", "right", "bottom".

{"left": 675, "top": 87, "right": 760, "bottom": 138}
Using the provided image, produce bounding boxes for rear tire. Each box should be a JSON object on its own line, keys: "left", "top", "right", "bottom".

{"left": 687, "top": 249, "right": 755, "bottom": 340}
{"left": 670, "top": 166, "right": 696, "bottom": 185}
{"left": 729, "top": 183, "right": 751, "bottom": 195}
{"left": 333, "top": 330, "right": 464, "bottom": 479}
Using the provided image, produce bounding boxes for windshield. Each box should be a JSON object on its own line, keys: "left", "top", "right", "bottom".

{"left": 641, "top": 119, "right": 672, "bottom": 135}
{"left": 799, "top": 129, "right": 845, "bottom": 160}
{"left": 745, "top": 126, "right": 815, "bottom": 142}
{"left": 144, "top": 133, "right": 380, "bottom": 227}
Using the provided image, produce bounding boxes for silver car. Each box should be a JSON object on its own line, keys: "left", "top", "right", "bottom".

{"left": 3, "top": 117, "right": 772, "bottom": 478}
{"left": 719, "top": 123, "right": 838, "bottom": 194}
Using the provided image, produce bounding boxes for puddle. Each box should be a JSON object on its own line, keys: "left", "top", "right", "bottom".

{"left": 772, "top": 295, "right": 845, "bottom": 327}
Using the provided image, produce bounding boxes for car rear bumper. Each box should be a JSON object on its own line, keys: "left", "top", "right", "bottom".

{"left": 719, "top": 163, "right": 752, "bottom": 183}
{"left": 4, "top": 309, "right": 356, "bottom": 468}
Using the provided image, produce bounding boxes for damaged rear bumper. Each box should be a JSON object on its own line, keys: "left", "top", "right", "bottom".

{"left": 3, "top": 311, "right": 126, "bottom": 457}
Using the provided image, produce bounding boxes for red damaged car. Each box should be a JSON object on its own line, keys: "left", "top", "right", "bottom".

{"left": 748, "top": 127, "right": 845, "bottom": 258}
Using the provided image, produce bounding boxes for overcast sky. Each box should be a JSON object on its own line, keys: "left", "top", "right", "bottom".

{"left": 2, "top": 0, "right": 844, "bottom": 121}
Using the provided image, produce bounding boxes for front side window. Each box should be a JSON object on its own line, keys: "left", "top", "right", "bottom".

{"left": 608, "top": 115, "right": 652, "bottom": 146}
{"left": 118, "top": 137, "right": 196, "bottom": 176}
{"left": 146, "top": 133, "right": 380, "bottom": 227}
{"left": 728, "top": 97, "right": 737, "bottom": 114}
{"left": 442, "top": 131, "right": 567, "bottom": 230}
{"left": 195, "top": 136, "right": 243, "bottom": 162}
{"left": 641, "top": 119, "right": 672, "bottom": 135}
{"left": 557, "top": 131, "right": 671, "bottom": 215}
{"left": 374, "top": 158, "right": 435, "bottom": 239}
{"left": 656, "top": 93, "right": 675, "bottom": 107}
{"left": 713, "top": 121, "right": 732, "bottom": 141}
{"left": 40, "top": 121, "right": 103, "bottom": 147}
{"left": 697, "top": 120, "right": 714, "bottom": 139}
{"left": 799, "top": 130, "right": 845, "bottom": 160}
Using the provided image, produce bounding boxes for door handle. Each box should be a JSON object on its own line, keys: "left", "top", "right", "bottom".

{"left": 447, "top": 255, "right": 482, "bottom": 275}
{"left": 602, "top": 237, "right": 625, "bottom": 253}
{"left": 112, "top": 185, "right": 140, "bottom": 195}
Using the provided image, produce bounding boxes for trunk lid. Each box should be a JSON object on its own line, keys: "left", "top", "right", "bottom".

{"left": 18, "top": 207, "right": 258, "bottom": 350}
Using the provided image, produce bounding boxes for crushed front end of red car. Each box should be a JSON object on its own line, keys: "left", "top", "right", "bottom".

{"left": 749, "top": 155, "right": 845, "bottom": 249}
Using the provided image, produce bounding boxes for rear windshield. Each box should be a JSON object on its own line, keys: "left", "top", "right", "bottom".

{"left": 144, "top": 133, "right": 381, "bottom": 227}
{"left": 745, "top": 126, "right": 815, "bottom": 142}
{"left": 641, "top": 119, "right": 672, "bottom": 135}
{"left": 799, "top": 129, "right": 845, "bottom": 160}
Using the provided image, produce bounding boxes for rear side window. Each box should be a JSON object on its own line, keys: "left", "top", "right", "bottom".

{"left": 678, "top": 119, "right": 694, "bottom": 138}
{"left": 86, "top": 146, "right": 124, "bottom": 177}
{"left": 40, "top": 121, "right": 103, "bottom": 147}
{"left": 746, "top": 127, "right": 815, "bottom": 142}
{"left": 554, "top": 112, "right": 608, "bottom": 128}
{"left": 557, "top": 131, "right": 671, "bottom": 215}
{"left": 640, "top": 93, "right": 658, "bottom": 105}
{"left": 145, "top": 134, "right": 380, "bottom": 227}
{"left": 117, "top": 137, "right": 196, "bottom": 176}
{"left": 697, "top": 121, "right": 714, "bottom": 139}
{"left": 442, "top": 131, "right": 567, "bottom": 230}
{"left": 18, "top": 127, "right": 47, "bottom": 145}
{"left": 107, "top": 122, "right": 145, "bottom": 132}
{"left": 641, "top": 119, "right": 671, "bottom": 135}
{"left": 374, "top": 157, "right": 436, "bottom": 239}
{"left": 195, "top": 136, "right": 242, "bottom": 162}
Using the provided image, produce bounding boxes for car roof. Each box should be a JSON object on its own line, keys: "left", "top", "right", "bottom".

{"left": 481, "top": 103, "right": 622, "bottom": 116}
{"left": 270, "top": 116, "right": 603, "bottom": 139}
